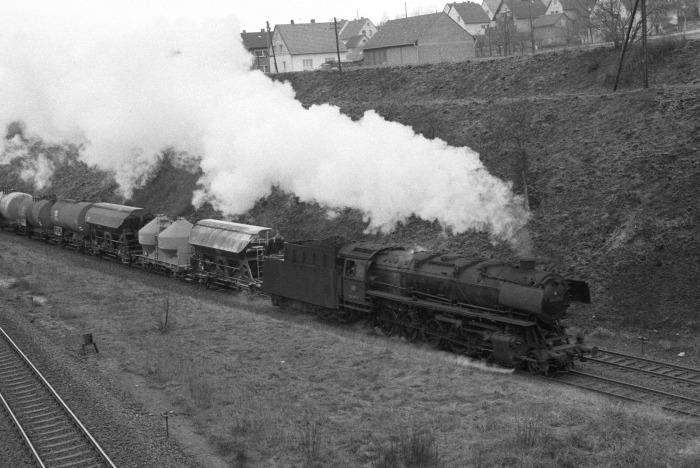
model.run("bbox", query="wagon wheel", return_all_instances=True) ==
[424,319,444,349]
[402,315,421,342]
[378,309,399,337]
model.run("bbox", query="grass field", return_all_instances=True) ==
[2,236,700,467]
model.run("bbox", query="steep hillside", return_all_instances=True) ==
[2,39,699,334]
[272,40,700,333]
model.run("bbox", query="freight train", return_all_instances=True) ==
[0,189,283,291]
[0,189,595,373]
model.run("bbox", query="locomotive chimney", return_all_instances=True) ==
[519,258,535,270]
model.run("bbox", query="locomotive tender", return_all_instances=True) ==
[263,240,595,374]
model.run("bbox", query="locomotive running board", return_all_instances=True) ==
[366,290,536,327]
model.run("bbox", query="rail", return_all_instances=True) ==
[0,325,117,467]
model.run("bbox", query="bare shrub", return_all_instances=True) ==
[298,411,324,465]
[187,373,214,408]
[515,412,545,448]
[371,427,441,468]
[151,288,177,333]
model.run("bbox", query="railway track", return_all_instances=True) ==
[0,326,117,468]
[544,348,700,418]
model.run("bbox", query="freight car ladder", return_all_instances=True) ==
[252,246,265,281]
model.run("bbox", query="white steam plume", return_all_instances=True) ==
[0,1,530,246]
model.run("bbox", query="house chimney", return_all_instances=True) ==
[291,20,294,24]
[242,30,246,33]
[261,29,265,32]
[311,19,315,23]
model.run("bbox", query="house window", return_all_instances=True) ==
[282,61,287,70]
[303,59,313,69]
[260,65,269,73]
[254,49,267,57]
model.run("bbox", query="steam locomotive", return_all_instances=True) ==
[1,189,594,373]
[263,239,595,374]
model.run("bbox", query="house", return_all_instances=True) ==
[481,0,503,20]
[443,2,492,35]
[344,34,370,62]
[533,12,573,46]
[544,0,591,21]
[338,17,378,42]
[240,29,270,73]
[493,0,548,33]
[268,20,348,73]
[544,0,595,43]
[338,18,378,62]
[363,12,475,67]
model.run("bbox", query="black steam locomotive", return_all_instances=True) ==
[263,240,595,374]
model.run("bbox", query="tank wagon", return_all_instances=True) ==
[264,240,595,374]
[0,191,32,230]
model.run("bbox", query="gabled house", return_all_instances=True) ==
[443,2,492,35]
[481,0,503,20]
[363,12,475,67]
[338,17,378,62]
[268,20,348,73]
[344,34,370,61]
[544,0,591,21]
[533,12,573,46]
[240,29,270,73]
[338,17,378,42]
[494,0,549,33]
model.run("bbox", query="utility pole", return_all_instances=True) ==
[613,0,641,91]
[266,21,278,73]
[641,0,648,88]
[334,17,343,74]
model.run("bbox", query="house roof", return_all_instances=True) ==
[345,34,367,49]
[276,22,347,54]
[501,0,548,19]
[558,0,596,15]
[365,12,467,50]
[449,2,491,23]
[532,12,569,26]
[339,18,370,40]
[482,0,502,14]
[240,30,268,50]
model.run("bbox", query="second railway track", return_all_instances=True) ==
[0,325,117,468]
[540,348,700,418]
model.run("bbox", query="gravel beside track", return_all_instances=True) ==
[0,403,35,467]
[0,298,200,468]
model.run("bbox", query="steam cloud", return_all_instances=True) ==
[0,1,530,247]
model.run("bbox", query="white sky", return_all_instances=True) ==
[236,1,447,32]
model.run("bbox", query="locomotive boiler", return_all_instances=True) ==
[264,240,595,374]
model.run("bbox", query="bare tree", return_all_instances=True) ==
[590,0,676,46]
[485,101,538,208]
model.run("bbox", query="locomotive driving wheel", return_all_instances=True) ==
[402,315,420,342]
[424,319,444,349]
[378,309,399,337]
